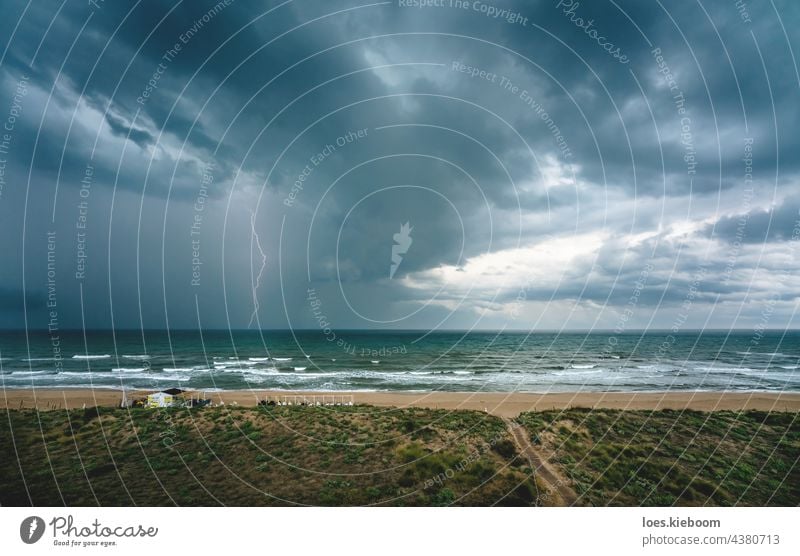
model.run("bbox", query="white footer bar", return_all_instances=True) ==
[1,507,797,555]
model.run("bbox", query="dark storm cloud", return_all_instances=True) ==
[104,112,154,148]
[0,0,798,330]
[0,287,43,313]
[706,194,800,244]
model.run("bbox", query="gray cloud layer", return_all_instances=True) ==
[0,0,798,331]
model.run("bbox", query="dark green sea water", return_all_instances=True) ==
[1,330,798,392]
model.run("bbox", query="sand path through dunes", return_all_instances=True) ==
[504,418,578,507]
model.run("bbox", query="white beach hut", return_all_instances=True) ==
[146,391,174,408]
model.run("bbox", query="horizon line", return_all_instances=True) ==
[3,328,799,333]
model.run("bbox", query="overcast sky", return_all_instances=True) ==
[0,0,798,331]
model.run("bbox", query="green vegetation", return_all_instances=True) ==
[516,408,799,506]
[0,405,534,506]
[1,406,796,506]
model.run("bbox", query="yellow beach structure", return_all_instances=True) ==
[146,392,174,408]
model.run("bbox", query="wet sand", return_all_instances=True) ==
[3,388,800,417]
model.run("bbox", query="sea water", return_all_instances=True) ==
[0,329,798,392]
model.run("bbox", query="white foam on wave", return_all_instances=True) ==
[571,364,596,369]
[57,371,193,382]
[162,367,195,372]
[694,365,763,374]
[112,367,147,372]
[554,369,604,376]
[122,355,151,360]
[248,357,270,362]
[294,367,307,371]
[253,368,481,384]
[213,360,257,367]
[273,357,292,362]
[246,367,280,375]
[148,374,192,381]
[217,366,278,375]
[72,354,111,360]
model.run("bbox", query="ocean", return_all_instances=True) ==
[0,330,798,392]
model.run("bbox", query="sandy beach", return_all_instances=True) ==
[2,388,800,417]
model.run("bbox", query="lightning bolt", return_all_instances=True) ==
[248,209,267,329]
[28,518,38,540]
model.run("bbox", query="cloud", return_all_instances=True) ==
[706,194,800,244]
[103,112,154,149]
[0,0,798,329]
[404,231,608,303]
[0,288,43,313]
